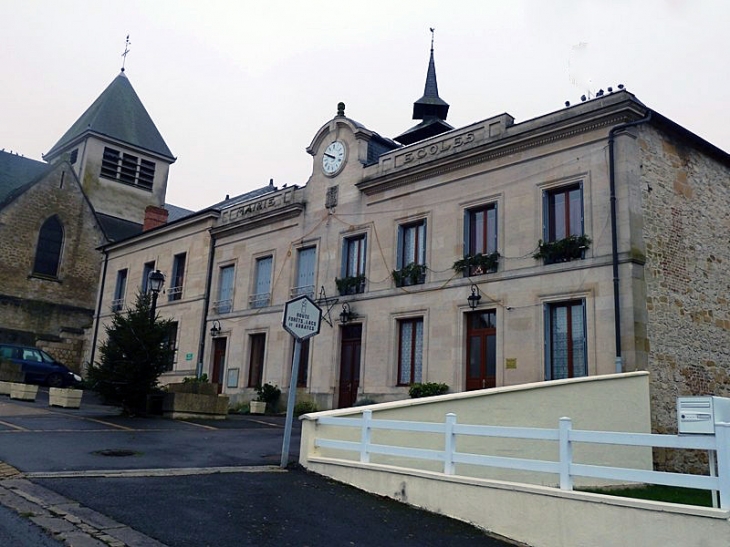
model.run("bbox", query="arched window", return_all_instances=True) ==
[33,216,64,277]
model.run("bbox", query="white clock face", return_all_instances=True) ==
[322,141,346,175]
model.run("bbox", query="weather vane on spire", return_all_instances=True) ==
[121,35,131,72]
[430,27,435,51]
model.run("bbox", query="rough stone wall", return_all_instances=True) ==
[639,126,730,471]
[0,163,106,368]
[37,329,87,374]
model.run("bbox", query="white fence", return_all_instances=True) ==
[314,410,730,509]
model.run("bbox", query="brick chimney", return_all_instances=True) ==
[143,205,169,231]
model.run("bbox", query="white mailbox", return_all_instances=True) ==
[677,396,730,434]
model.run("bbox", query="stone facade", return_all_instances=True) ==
[95,90,730,473]
[638,126,730,470]
[2,72,176,370]
[0,162,105,370]
[91,210,220,379]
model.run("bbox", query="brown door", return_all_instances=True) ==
[211,337,227,394]
[466,311,496,391]
[338,324,362,408]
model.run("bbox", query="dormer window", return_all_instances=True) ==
[100,147,155,190]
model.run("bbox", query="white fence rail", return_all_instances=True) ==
[314,411,730,508]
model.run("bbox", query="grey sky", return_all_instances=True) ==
[2,0,729,211]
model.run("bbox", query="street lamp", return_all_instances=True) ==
[148,269,165,320]
[210,320,221,337]
[467,284,482,310]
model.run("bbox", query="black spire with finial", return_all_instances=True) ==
[394,28,453,145]
[121,35,131,72]
[412,28,449,121]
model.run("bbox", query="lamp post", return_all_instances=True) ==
[148,269,165,321]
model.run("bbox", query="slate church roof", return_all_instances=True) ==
[0,151,49,207]
[45,72,175,161]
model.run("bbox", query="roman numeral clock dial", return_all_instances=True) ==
[322,140,346,176]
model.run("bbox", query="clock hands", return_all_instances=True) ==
[324,153,336,159]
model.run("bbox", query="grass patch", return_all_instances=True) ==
[580,484,714,507]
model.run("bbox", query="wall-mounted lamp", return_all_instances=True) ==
[467,284,482,310]
[339,302,355,324]
[210,320,222,337]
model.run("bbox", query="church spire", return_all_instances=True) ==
[394,29,453,146]
[412,28,449,121]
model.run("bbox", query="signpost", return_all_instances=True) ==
[280,295,322,468]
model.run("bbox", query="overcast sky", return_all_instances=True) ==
[2,1,729,211]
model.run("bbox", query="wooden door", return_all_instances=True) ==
[211,337,227,394]
[338,325,362,408]
[465,311,496,391]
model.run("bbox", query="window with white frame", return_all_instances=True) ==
[168,253,186,301]
[292,247,316,298]
[251,256,272,308]
[397,317,424,385]
[141,261,155,294]
[112,269,128,312]
[462,203,498,276]
[544,183,583,242]
[339,234,366,295]
[544,300,587,380]
[395,220,426,286]
[215,265,234,314]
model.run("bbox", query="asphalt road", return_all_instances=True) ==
[0,388,519,546]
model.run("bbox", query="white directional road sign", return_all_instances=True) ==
[282,295,322,341]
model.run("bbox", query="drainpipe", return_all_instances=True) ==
[197,227,217,378]
[608,111,652,373]
[89,249,109,370]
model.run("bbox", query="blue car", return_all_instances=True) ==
[0,344,81,388]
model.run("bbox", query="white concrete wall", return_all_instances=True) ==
[304,461,730,547]
[301,372,653,488]
[297,372,730,545]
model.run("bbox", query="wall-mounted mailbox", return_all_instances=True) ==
[677,396,730,434]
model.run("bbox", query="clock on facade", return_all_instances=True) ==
[322,140,346,176]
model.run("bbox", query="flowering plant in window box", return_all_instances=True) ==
[335,274,366,296]
[533,234,591,264]
[392,263,427,287]
[452,252,500,276]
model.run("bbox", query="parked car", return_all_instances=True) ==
[0,344,81,387]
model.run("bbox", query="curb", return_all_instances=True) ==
[0,476,167,547]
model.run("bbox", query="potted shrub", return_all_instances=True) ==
[392,263,427,287]
[533,234,591,264]
[335,274,366,296]
[251,382,281,414]
[452,252,500,276]
[408,382,449,398]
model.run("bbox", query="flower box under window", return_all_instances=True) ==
[533,234,591,264]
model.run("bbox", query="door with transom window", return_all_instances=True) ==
[466,310,496,391]
[338,325,362,408]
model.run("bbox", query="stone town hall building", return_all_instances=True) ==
[0,70,187,367]
[93,46,730,451]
